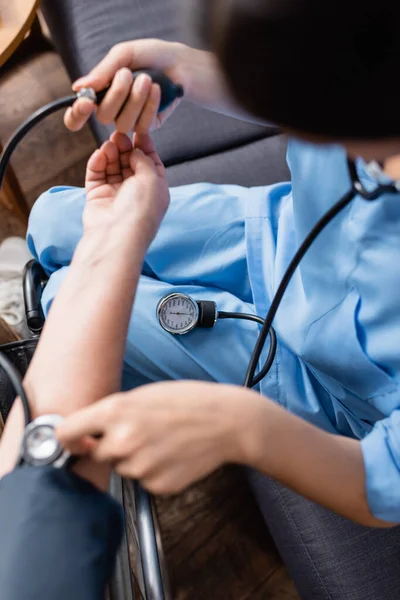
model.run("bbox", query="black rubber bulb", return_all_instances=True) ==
[95,69,184,113]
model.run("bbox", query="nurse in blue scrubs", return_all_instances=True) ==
[24,0,400,597]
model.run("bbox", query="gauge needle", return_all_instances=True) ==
[170,312,190,316]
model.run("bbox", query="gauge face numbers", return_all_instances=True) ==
[157,294,199,335]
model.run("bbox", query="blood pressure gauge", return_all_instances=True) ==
[157,293,217,335]
[20,414,71,468]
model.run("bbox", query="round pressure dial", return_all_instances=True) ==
[157,293,199,335]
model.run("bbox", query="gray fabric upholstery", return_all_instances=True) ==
[167,134,289,187]
[41,0,279,167]
[248,469,400,600]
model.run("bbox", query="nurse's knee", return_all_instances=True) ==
[27,186,86,263]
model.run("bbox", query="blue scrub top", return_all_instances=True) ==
[246,139,400,522]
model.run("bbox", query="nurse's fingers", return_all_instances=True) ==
[57,400,113,446]
[96,68,133,125]
[64,98,95,132]
[135,84,161,134]
[114,73,152,134]
[72,41,136,92]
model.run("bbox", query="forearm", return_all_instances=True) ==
[240,392,396,528]
[25,223,147,411]
[0,222,148,482]
[182,46,269,125]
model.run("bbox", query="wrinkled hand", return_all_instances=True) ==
[83,131,169,243]
[57,381,257,495]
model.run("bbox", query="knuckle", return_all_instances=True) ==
[92,447,110,463]
[110,42,127,58]
[112,394,130,418]
[116,462,132,478]
[101,398,118,421]
[145,478,167,495]
[130,457,152,479]
[113,426,133,449]
[111,445,130,461]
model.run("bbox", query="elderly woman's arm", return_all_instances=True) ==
[0,132,169,488]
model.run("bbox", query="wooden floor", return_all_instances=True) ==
[0,36,96,240]
[0,37,299,600]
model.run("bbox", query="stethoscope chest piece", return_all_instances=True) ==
[20,414,71,468]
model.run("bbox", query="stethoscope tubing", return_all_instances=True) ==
[243,159,400,388]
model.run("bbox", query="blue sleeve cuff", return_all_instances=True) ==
[361,411,400,523]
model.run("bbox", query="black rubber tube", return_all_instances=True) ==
[0,96,76,193]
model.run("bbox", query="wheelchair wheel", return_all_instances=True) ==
[109,475,171,600]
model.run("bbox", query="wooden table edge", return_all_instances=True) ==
[0,0,40,69]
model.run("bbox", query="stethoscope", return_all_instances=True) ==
[0,70,399,453]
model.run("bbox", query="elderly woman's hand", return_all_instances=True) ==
[83,131,170,246]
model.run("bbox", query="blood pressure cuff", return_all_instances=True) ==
[0,466,123,600]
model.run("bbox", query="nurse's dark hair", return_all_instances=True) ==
[203,0,400,140]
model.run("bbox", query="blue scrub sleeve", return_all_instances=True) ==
[0,466,123,600]
[361,410,400,523]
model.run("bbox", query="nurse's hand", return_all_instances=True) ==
[57,381,261,495]
[84,131,169,246]
[64,40,188,134]
[56,379,400,527]
[64,39,235,134]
